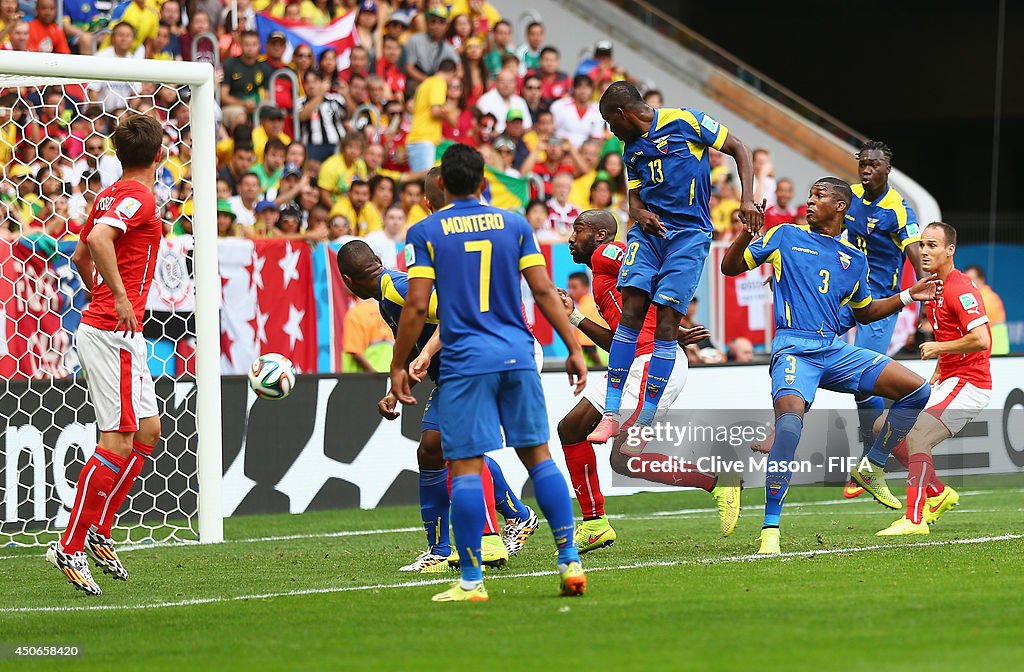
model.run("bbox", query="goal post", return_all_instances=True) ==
[0,51,223,545]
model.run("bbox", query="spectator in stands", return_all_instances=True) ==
[399,180,429,229]
[585,40,623,87]
[567,270,604,365]
[285,141,308,172]
[477,69,531,134]
[525,198,552,240]
[290,43,315,96]
[68,170,101,223]
[529,46,571,104]
[303,0,343,26]
[343,295,395,373]
[221,31,271,128]
[262,31,290,72]
[217,199,240,238]
[484,20,515,75]
[965,265,1010,355]
[26,0,69,54]
[69,134,122,191]
[447,13,472,50]
[218,143,256,195]
[710,178,741,235]
[330,178,381,236]
[253,107,289,164]
[489,135,520,177]
[440,78,474,145]
[763,178,805,229]
[318,133,369,201]
[299,68,349,164]
[752,147,777,207]
[89,23,142,110]
[382,10,411,44]
[273,163,309,207]
[452,0,502,33]
[111,0,159,53]
[369,174,396,214]
[0,0,18,49]
[587,178,620,221]
[376,35,406,99]
[160,1,185,53]
[328,214,356,244]
[343,46,372,84]
[569,139,601,207]
[317,48,341,92]
[148,21,177,60]
[253,200,279,238]
[532,134,575,194]
[406,57,458,172]
[229,172,262,228]
[521,74,546,121]
[181,10,214,62]
[355,1,381,65]
[597,151,628,208]
[716,207,745,243]
[516,21,544,75]
[643,89,663,108]
[551,75,604,147]
[546,172,579,242]
[345,73,371,117]
[461,36,489,107]
[727,337,755,363]
[307,203,331,239]
[364,204,406,268]
[404,6,458,95]
[275,202,307,239]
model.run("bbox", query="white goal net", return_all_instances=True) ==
[0,52,222,548]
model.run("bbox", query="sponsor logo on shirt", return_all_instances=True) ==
[700,115,720,134]
[653,135,670,154]
[905,221,921,237]
[838,251,852,270]
[866,216,879,231]
[959,293,979,312]
[404,244,415,266]
[602,245,623,261]
[116,197,142,219]
[790,246,819,256]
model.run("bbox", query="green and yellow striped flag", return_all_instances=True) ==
[484,166,530,213]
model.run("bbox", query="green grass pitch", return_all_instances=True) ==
[2,483,1023,670]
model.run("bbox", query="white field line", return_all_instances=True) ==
[0,488,1015,560]
[3,533,1021,614]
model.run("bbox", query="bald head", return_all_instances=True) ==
[337,240,379,278]
[577,209,618,237]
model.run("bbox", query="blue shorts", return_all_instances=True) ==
[770,330,892,408]
[421,385,440,432]
[619,225,711,314]
[437,369,549,460]
[853,310,899,355]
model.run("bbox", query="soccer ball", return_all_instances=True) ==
[247,353,296,400]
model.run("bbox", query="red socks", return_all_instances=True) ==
[562,441,605,519]
[906,453,938,524]
[60,447,126,553]
[896,441,945,499]
[480,459,500,535]
[626,453,717,491]
[96,441,154,537]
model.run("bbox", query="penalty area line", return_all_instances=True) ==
[3,533,1021,614]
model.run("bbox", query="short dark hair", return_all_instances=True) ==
[523,74,542,88]
[539,46,559,58]
[304,67,324,81]
[440,143,484,197]
[925,221,957,247]
[239,172,260,184]
[437,58,458,74]
[336,239,378,278]
[525,198,547,214]
[264,137,287,154]
[600,80,643,114]
[568,271,590,286]
[857,140,893,165]
[341,133,365,149]
[573,74,594,89]
[494,19,511,30]
[643,88,663,102]
[240,30,260,42]
[369,174,396,198]
[964,264,985,280]
[112,21,135,36]
[349,179,370,191]
[812,176,853,208]
[400,179,423,194]
[527,21,544,32]
[112,114,163,169]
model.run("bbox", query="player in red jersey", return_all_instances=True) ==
[876,222,991,536]
[556,210,742,552]
[46,114,166,595]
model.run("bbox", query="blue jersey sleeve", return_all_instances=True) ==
[744,224,787,272]
[892,200,920,251]
[667,107,730,151]
[517,216,545,271]
[404,226,435,281]
[845,262,874,309]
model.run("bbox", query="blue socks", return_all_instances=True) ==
[605,324,640,415]
[637,338,677,427]
[763,413,803,529]
[483,456,528,520]
[418,468,450,555]
[865,383,930,467]
[450,474,485,584]
[529,459,580,565]
[855,395,885,456]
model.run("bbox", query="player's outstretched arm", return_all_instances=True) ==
[87,224,137,335]
[720,228,756,277]
[558,288,615,351]
[627,189,665,238]
[720,133,763,233]
[390,276,433,405]
[524,267,587,395]
[854,273,943,324]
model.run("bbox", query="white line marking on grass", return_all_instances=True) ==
[1,487,1017,561]
[4,533,1021,614]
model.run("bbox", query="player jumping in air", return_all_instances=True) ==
[876,222,991,536]
[392,143,588,602]
[589,81,761,444]
[556,210,742,551]
[842,141,924,498]
[721,178,941,555]
[48,114,166,595]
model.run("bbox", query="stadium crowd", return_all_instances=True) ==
[0,0,1010,368]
